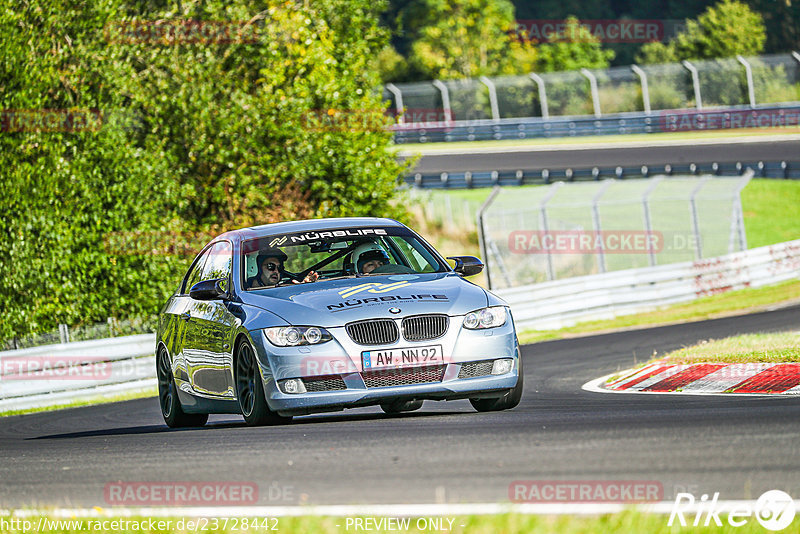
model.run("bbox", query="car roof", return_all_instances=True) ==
[216,217,406,243]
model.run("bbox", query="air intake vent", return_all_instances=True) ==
[346,319,399,346]
[458,360,494,379]
[402,314,449,342]
[303,375,347,392]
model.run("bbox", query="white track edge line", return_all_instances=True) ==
[4,500,800,518]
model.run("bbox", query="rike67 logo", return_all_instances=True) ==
[669,490,796,531]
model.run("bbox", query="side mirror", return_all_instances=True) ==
[189,278,227,300]
[447,256,484,277]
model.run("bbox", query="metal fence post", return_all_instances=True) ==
[729,170,753,252]
[385,83,405,124]
[529,73,549,120]
[641,177,664,266]
[736,55,756,108]
[631,64,651,114]
[539,182,564,281]
[682,60,703,109]
[689,176,711,260]
[58,324,70,344]
[591,180,614,273]
[477,187,502,289]
[432,80,452,122]
[580,68,602,118]
[479,76,500,122]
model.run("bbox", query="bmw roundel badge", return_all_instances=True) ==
[388,307,401,314]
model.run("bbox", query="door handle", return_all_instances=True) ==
[180,311,191,321]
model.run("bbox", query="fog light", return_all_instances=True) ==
[281,378,306,394]
[491,358,514,375]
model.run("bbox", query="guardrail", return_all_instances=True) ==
[406,160,800,189]
[495,239,800,330]
[386,52,800,143]
[0,334,156,412]
[393,103,800,144]
[3,240,799,410]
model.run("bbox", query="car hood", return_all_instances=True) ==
[238,273,489,327]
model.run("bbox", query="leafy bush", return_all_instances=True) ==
[1,0,406,341]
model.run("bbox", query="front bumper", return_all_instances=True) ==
[251,315,520,416]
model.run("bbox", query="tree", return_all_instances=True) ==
[0,0,407,340]
[535,16,615,72]
[404,0,537,80]
[637,0,766,63]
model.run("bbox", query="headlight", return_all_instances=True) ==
[463,306,507,329]
[264,326,332,347]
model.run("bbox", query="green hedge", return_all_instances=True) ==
[0,0,406,341]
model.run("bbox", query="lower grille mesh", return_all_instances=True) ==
[303,375,347,392]
[458,360,494,379]
[361,365,446,388]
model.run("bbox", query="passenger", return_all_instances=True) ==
[352,243,391,274]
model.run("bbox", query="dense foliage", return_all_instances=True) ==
[382,0,795,81]
[637,0,767,64]
[1,0,406,340]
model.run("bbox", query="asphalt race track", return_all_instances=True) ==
[1,305,799,508]
[404,138,800,174]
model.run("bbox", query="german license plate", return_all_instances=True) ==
[362,345,443,370]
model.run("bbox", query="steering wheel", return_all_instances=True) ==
[279,269,304,283]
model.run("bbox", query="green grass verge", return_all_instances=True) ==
[518,279,800,344]
[658,331,800,365]
[1,512,795,533]
[742,179,800,248]
[0,387,157,418]
[392,127,800,153]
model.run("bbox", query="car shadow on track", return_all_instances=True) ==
[26,410,470,440]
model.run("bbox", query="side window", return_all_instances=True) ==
[390,237,434,272]
[182,247,212,294]
[200,241,233,291]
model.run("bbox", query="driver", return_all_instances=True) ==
[352,242,391,274]
[248,249,318,289]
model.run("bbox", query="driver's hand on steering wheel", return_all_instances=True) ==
[293,270,319,284]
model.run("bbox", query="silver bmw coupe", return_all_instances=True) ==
[156,217,523,427]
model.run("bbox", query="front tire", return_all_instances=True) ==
[469,355,524,412]
[235,339,292,426]
[156,348,208,428]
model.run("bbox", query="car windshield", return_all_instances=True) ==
[242,226,448,290]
